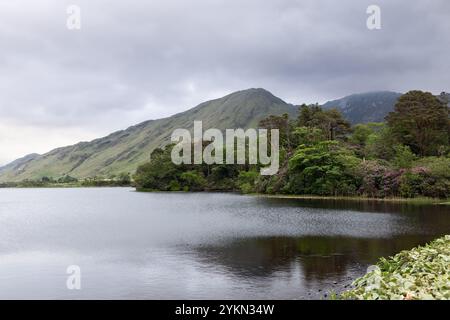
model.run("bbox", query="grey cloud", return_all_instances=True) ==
[0,0,449,163]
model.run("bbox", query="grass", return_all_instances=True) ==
[253,194,447,205]
[341,235,450,300]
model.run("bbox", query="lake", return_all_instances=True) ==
[0,188,448,299]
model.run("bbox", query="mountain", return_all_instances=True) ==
[3,89,446,182]
[0,88,297,182]
[322,91,402,124]
[0,153,40,175]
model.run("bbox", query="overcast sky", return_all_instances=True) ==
[0,0,449,165]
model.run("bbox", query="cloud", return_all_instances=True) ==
[0,0,449,164]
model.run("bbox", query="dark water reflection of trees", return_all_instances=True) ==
[191,199,449,286]
[193,235,439,282]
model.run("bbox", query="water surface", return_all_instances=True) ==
[0,188,448,299]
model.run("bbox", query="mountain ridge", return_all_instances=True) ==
[322,90,403,123]
[2,88,447,182]
[0,88,297,182]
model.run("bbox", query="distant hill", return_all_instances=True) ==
[0,153,40,175]
[0,89,297,182]
[322,91,402,124]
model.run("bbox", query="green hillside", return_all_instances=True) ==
[0,88,297,182]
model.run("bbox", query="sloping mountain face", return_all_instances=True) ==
[0,153,40,175]
[0,88,297,182]
[322,91,450,124]
[322,91,403,124]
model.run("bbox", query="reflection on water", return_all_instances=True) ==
[191,235,439,298]
[194,235,437,278]
[0,188,448,299]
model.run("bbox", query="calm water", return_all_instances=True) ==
[0,188,449,299]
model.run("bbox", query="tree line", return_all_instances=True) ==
[134,90,450,199]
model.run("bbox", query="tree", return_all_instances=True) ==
[259,113,294,149]
[41,176,53,183]
[58,175,78,183]
[293,126,325,146]
[349,123,382,146]
[297,104,323,127]
[117,172,131,185]
[386,90,449,156]
[180,171,207,191]
[350,123,376,158]
[297,104,351,141]
[364,124,397,160]
[133,145,182,190]
[392,145,417,169]
[350,123,374,147]
[287,141,361,195]
[324,108,352,140]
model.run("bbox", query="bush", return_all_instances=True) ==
[392,145,417,169]
[180,171,207,191]
[342,236,450,300]
[169,180,181,191]
[237,170,259,193]
[397,157,450,198]
[239,183,254,194]
[286,141,361,196]
[399,170,427,198]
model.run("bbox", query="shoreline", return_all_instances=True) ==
[135,188,450,205]
[251,194,450,205]
[1,185,449,205]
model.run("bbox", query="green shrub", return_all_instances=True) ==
[169,180,181,191]
[392,145,417,169]
[180,171,207,191]
[342,236,450,300]
[237,170,259,193]
[399,171,425,198]
[286,141,361,196]
[399,157,450,198]
[239,183,254,194]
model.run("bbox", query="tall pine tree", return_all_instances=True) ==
[386,90,449,156]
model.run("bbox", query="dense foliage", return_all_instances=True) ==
[386,91,449,156]
[134,90,450,198]
[134,144,244,191]
[0,173,132,188]
[341,235,450,300]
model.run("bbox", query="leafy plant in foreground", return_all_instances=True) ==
[341,235,450,300]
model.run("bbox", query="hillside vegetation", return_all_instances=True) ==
[1,89,449,184]
[134,90,450,199]
[0,89,296,182]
